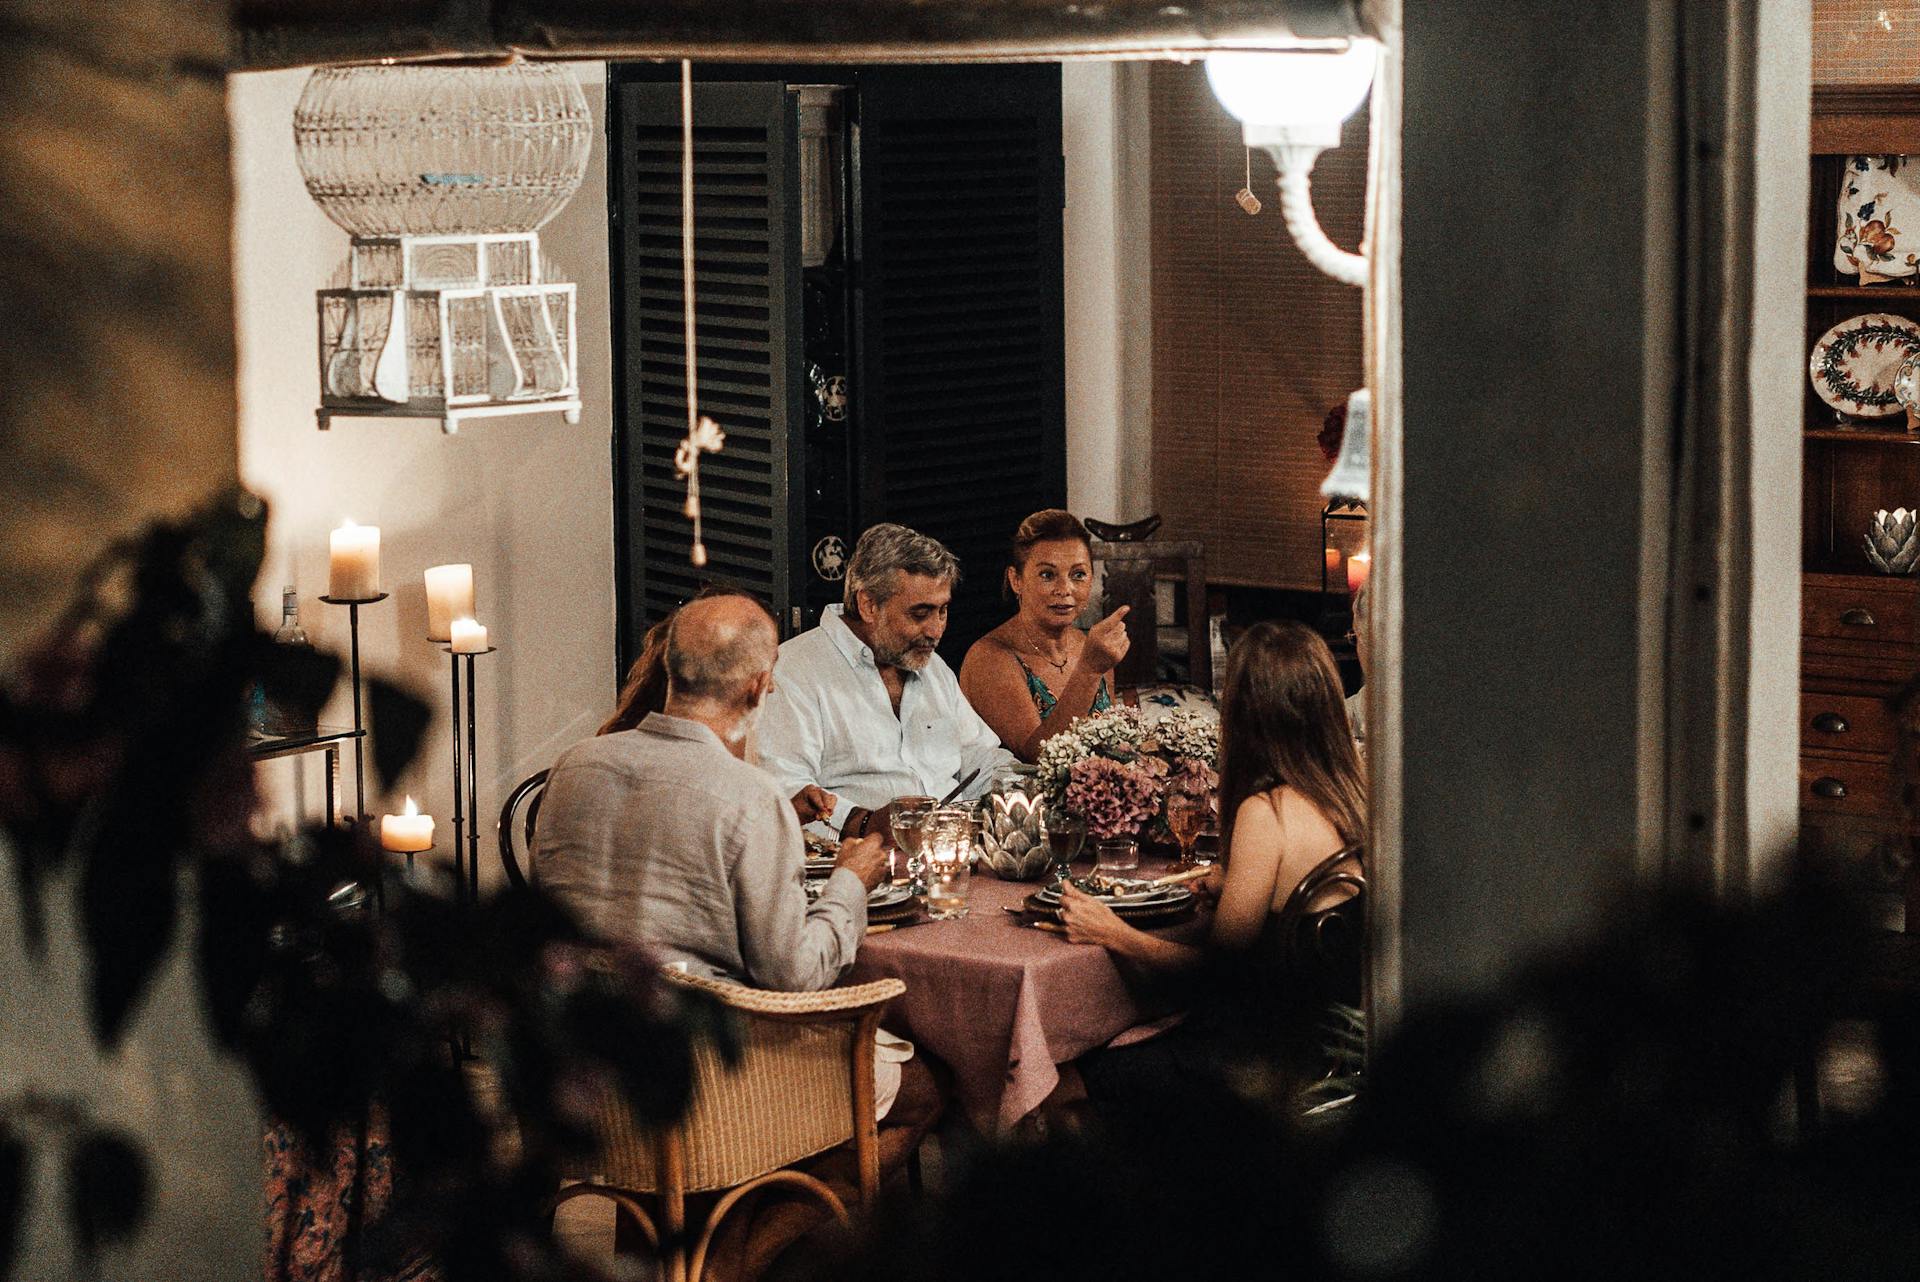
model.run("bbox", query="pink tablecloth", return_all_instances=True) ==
[848,865,1201,1133]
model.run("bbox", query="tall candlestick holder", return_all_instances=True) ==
[317,592,389,825]
[442,643,496,908]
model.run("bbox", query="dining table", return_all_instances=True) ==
[847,857,1207,1134]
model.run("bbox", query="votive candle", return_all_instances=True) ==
[450,617,489,654]
[424,563,475,642]
[328,520,381,599]
[380,796,434,853]
[1346,550,1372,595]
[1324,547,1342,582]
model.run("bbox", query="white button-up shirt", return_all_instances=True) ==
[757,606,1016,832]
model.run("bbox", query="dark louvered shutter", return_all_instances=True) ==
[850,66,1067,663]
[612,81,803,669]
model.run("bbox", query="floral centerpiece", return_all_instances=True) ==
[1035,708,1220,842]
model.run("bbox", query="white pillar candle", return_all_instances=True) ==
[329,520,381,599]
[380,796,434,853]
[449,617,489,654]
[424,563,475,642]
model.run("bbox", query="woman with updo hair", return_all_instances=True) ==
[959,508,1131,761]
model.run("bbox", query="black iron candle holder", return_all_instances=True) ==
[317,592,388,824]
[440,643,497,908]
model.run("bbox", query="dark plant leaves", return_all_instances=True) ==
[0,1128,26,1282]
[78,833,179,1049]
[65,1127,149,1256]
[368,678,432,795]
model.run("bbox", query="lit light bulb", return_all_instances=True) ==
[1204,41,1379,146]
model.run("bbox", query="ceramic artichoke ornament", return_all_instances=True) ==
[979,780,1053,881]
[1866,507,1920,574]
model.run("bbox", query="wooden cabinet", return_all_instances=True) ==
[1800,97,1920,925]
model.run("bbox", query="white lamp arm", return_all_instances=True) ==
[1260,138,1368,289]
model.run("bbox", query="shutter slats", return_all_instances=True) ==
[855,66,1065,662]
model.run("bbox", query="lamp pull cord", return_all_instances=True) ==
[674,58,725,568]
[1271,146,1368,288]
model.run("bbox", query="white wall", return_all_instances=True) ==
[230,65,617,879]
[1062,62,1154,523]
[231,63,1128,871]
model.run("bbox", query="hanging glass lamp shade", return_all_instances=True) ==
[293,63,591,237]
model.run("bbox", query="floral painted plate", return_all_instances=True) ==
[1810,313,1920,418]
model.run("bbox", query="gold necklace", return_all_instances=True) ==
[1020,623,1072,674]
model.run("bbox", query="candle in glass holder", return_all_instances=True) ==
[380,796,434,852]
[1346,550,1372,595]
[1324,547,1342,583]
[424,564,474,642]
[450,617,489,654]
[328,520,381,599]
[922,809,973,919]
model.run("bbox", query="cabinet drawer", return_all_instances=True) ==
[1800,753,1906,820]
[1801,691,1899,756]
[1803,578,1919,648]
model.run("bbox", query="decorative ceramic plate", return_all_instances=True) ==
[1021,889,1195,923]
[1030,883,1192,910]
[1835,155,1920,281]
[1811,313,1920,418]
[1895,353,1920,422]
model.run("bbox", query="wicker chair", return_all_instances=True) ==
[553,969,907,1282]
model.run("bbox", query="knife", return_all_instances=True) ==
[937,767,982,806]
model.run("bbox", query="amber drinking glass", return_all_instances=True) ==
[1165,791,1214,874]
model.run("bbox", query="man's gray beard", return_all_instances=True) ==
[875,639,934,671]
[726,701,762,750]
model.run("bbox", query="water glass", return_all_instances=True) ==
[920,805,974,918]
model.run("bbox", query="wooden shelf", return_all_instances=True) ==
[1808,285,1920,300]
[1806,424,1920,443]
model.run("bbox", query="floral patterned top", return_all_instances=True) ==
[1015,653,1112,720]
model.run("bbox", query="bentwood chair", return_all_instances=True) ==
[553,969,907,1282]
[1276,844,1368,1010]
[1086,520,1212,694]
[496,768,548,890]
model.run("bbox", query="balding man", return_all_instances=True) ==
[533,594,890,991]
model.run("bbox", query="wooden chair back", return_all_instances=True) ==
[1088,536,1210,691]
[1275,843,1368,1009]
[496,768,548,891]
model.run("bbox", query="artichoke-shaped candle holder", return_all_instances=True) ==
[980,784,1053,881]
[1866,507,1920,574]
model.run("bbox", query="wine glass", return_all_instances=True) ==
[1040,806,1086,888]
[1165,791,1213,874]
[888,795,936,887]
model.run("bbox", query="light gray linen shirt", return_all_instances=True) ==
[531,713,867,991]
[757,606,1016,834]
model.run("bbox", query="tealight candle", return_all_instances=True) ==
[328,520,381,600]
[1346,550,1372,595]
[380,796,433,853]
[424,564,475,642]
[450,617,489,654]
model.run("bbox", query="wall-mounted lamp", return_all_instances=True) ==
[1205,41,1378,287]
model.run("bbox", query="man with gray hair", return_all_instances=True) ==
[758,523,1018,841]
[532,593,889,991]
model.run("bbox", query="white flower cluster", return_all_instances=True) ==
[1146,710,1220,768]
[1034,707,1151,803]
[1035,707,1219,805]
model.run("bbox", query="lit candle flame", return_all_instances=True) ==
[402,795,419,817]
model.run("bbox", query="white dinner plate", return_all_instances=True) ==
[1032,881,1188,908]
[867,883,913,909]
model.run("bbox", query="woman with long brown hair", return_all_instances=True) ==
[1060,621,1365,1110]
[1061,619,1363,964]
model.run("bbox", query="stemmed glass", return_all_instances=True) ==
[1165,790,1215,874]
[888,794,936,887]
[1040,806,1086,888]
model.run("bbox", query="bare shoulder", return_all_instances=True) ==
[1233,789,1285,836]
[960,627,1023,685]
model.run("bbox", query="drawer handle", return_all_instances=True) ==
[1841,607,1878,627]
[1812,776,1848,800]
[1812,712,1851,734]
